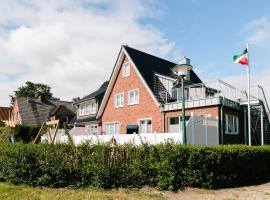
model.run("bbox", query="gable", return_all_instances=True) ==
[97,47,160,118]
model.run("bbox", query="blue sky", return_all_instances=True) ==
[0,0,270,106]
[143,0,270,79]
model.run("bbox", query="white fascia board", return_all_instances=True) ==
[123,48,160,107]
[97,48,126,119]
[155,73,176,82]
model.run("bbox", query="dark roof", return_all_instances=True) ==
[123,46,202,100]
[80,81,109,101]
[17,97,75,127]
[74,115,97,124]
[49,105,75,116]
[0,107,10,121]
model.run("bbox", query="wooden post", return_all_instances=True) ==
[33,122,45,144]
[52,121,60,144]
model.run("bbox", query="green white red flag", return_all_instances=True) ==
[233,48,248,65]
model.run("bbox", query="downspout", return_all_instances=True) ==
[161,104,165,133]
[220,98,224,145]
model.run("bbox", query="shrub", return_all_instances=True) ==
[0,120,5,127]
[14,125,39,143]
[0,143,270,190]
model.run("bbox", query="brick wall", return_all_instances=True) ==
[101,56,162,134]
[164,106,219,132]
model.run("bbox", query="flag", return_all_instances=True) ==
[233,48,248,65]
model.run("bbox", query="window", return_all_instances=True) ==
[86,124,98,134]
[168,117,180,133]
[225,114,239,134]
[115,93,124,107]
[104,122,120,135]
[128,89,139,105]
[139,119,152,133]
[79,104,85,116]
[78,102,97,116]
[122,62,130,77]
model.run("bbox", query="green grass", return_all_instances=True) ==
[0,182,165,200]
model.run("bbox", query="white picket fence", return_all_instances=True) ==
[41,131,182,145]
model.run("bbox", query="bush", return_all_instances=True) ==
[14,125,39,143]
[0,120,5,127]
[0,143,270,190]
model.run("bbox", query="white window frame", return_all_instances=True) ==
[225,114,239,135]
[138,118,152,133]
[115,92,124,108]
[128,89,139,105]
[78,101,97,116]
[122,62,130,77]
[104,122,120,135]
[168,116,181,133]
[86,124,98,134]
[90,102,97,114]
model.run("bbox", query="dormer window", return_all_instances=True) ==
[122,62,130,77]
[78,101,97,116]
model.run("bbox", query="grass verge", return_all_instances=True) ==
[0,182,164,200]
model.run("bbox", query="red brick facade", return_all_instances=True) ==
[164,106,219,132]
[101,55,163,134]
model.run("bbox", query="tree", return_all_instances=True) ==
[10,81,55,105]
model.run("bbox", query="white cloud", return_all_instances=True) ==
[0,0,181,106]
[221,69,270,105]
[244,17,270,46]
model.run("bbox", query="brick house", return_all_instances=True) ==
[96,45,270,145]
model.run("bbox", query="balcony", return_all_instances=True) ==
[159,80,268,112]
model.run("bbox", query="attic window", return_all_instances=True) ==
[122,62,130,77]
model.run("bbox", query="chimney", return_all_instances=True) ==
[72,97,80,102]
[178,56,190,65]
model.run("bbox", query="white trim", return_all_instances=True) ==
[122,61,130,77]
[128,88,139,105]
[155,73,177,82]
[97,47,160,119]
[103,121,120,135]
[224,114,239,135]
[115,92,124,108]
[97,48,125,118]
[137,118,152,133]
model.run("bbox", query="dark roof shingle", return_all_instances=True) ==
[123,46,202,102]
[17,97,75,127]
[80,81,109,101]
[0,107,10,121]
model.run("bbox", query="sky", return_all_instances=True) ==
[1,0,270,106]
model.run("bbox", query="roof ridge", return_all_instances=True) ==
[123,45,176,65]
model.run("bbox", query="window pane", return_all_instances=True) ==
[146,120,152,133]
[140,120,145,133]
[92,103,96,113]
[135,91,139,102]
[169,117,180,133]
[109,124,114,135]
[115,123,119,134]
[170,117,179,125]
[105,125,109,135]
[227,115,233,132]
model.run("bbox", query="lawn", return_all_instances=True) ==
[0,182,164,200]
[1,182,270,200]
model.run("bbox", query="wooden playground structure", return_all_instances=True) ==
[33,120,74,145]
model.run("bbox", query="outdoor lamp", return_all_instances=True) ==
[171,57,193,145]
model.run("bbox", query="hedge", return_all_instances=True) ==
[14,125,39,143]
[0,143,270,190]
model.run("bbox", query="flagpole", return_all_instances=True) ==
[247,43,252,146]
